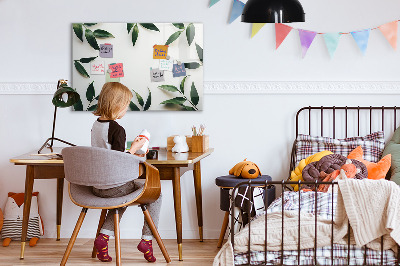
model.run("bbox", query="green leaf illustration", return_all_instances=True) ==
[160,97,186,105]
[186,23,195,46]
[182,105,196,111]
[79,56,97,63]
[86,81,95,102]
[133,90,144,107]
[184,62,201,69]
[129,101,140,111]
[140,23,160,32]
[93,29,114,38]
[173,23,185,29]
[85,29,99,50]
[190,82,199,106]
[144,88,151,111]
[159,85,179,92]
[127,23,134,33]
[180,76,188,94]
[73,98,83,111]
[132,24,139,46]
[196,43,203,63]
[87,104,97,111]
[74,61,89,78]
[165,31,183,45]
[72,23,83,42]
[83,23,97,26]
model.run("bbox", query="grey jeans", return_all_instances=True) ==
[92,180,162,240]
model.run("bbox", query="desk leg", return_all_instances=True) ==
[193,161,203,242]
[56,178,64,241]
[20,165,34,259]
[172,167,183,261]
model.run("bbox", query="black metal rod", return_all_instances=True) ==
[298,180,301,266]
[281,181,284,266]
[321,106,324,136]
[264,180,268,266]
[314,181,317,266]
[331,183,334,265]
[345,106,348,138]
[333,106,336,138]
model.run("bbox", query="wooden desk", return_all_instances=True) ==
[10,147,213,261]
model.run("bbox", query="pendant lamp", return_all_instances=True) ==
[242,0,305,23]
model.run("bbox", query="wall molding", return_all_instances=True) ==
[1,81,400,95]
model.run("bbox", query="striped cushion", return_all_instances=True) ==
[1,217,40,240]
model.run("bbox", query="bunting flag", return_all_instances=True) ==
[229,0,245,24]
[209,0,221,7]
[351,29,370,55]
[275,23,293,49]
[323,33,341,58]
[298,29,317,58]
[251,23,266,38]
[378,21,398,50]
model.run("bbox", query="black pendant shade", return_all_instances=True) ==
[242,0,305,23]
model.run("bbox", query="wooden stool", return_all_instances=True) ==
[215,175,275,248]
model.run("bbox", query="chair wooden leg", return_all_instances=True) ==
[141,205,171,263]
[217,211,230,248]
[60,208,88,266]
[114,210,121,266]
[91,209,108,258]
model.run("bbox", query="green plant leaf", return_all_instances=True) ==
[85,29,99,50]
[86,81,95,102]
[87,104,97,111]
[72,23,83,42]
[186,23,195,46]
[140,23,160,32]
[132,24,139,46]
[83,23,97,26]
[133,90,144,107]
[181,105,196,111]
[184,62,201,69]
[158,85,179,92]
[144,88,151,111]
[127,23,134,33]
[79,56,97,63]
[165,31,182,45]
[190,82,199,106]
[73,98,83,111]
[93,29,114,38]
[160,97,186,105]
[180,76,188,94]
[129,101,140,111]
[173,23,185,29]
[196,43,203,63]
[74,61,89,78]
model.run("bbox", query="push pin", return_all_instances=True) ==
[166,55,171,60]
[107,69,112,73]
[177,61,182,66]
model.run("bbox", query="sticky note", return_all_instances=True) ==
[159,59,174,71]
[172,64,186,78]
[106,72,120,82]
[100,43,113,58]
[150,68,165,82]
[153,45,169,59]
[108,63,124,78]
[91,60,105,75]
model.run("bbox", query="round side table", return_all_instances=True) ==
[215,175,275,248]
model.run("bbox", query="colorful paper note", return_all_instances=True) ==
[172,64,186,78]
[153,45,169,59]
[275,23,293,49]
[351,29,370,55]
[323,33,341,58]
[106,72,120,82]
[378,21,398,50]
[298,29,317,58]
[251,23,266,38]
[159,59,174,71]
[150,68,165,82]
[91,60,105,75]
[108,63,124,78]
[100,43,113,58]
[229,0,245,24]
[209,0,220,7]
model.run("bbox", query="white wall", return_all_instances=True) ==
[1,0,400,239]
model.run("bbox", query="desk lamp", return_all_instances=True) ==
[242,0,305,23]
[38,79,80,154]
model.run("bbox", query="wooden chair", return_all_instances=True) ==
[60,146,171,265]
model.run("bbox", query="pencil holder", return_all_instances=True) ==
[191,135,209,153]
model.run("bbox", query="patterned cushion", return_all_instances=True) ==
[295,131,385,166]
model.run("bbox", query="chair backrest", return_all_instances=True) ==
[62,146,145,187]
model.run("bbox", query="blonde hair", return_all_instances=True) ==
[93,82,133,120]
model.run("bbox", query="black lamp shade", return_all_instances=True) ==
[242,0,305,23]
[52,85,80,108]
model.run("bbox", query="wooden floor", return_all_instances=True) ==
[0,239,221,265]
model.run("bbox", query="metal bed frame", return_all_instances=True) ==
[230,106,400,266]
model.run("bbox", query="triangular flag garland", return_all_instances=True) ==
[209,0,220,7]
[323,33,341,58]
[378,21,398,50]
[298,30,317,58]
[275,23,293,49]
[351,29,370,55]
[229,0,245,24]
[251,23,266,38]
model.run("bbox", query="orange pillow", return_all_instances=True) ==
[347,146,391,180]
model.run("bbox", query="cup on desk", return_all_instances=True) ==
[146,150,158,160]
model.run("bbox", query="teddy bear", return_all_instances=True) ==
[1,192,44,247]
[172,135,189,153]
[229,159,261,179]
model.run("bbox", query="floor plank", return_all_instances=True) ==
[0,239,221,265]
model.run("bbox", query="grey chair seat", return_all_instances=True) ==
[69,180,145,208]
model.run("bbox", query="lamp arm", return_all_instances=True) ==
[50,105,58,148]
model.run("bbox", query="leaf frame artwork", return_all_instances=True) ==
[72,23,203,111]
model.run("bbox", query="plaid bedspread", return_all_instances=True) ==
[234,191,397,265]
